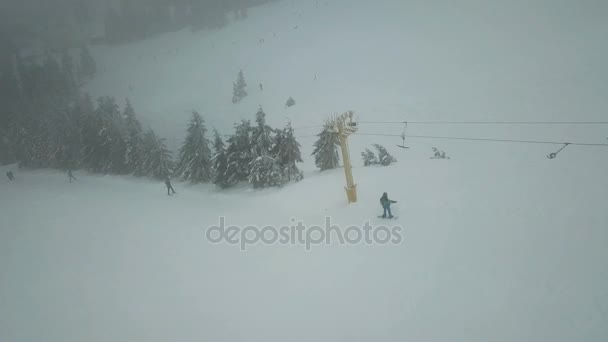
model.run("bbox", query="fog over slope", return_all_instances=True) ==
[1,1,607,341]
[84,0,608,156]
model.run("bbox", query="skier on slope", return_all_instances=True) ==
[380,192,397,218]
[6,171,14,181]
[165,175,176,195]
[67,169,77,183]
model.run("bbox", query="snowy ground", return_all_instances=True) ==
[2,158,607,341]
[2,0,608,341]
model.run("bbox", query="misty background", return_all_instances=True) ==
[0,1,278,51]
[1,1,607,341]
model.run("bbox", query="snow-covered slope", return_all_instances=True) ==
[2,0,608,341]
[2,158,607,341]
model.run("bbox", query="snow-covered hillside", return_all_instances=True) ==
[2,0,608,341]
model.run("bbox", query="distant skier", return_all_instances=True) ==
[67,169,77,183]
[259,83,263,91]
[379,192,397,218]
[165,175,176,195]
[6,171,14,181]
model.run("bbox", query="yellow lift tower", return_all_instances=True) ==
[328,111,358,203]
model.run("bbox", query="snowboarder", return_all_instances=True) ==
[67,169,77,183]
[165,175,176,195]
[6,171,14,181]
[380,192,397,218]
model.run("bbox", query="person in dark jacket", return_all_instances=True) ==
[6,171,14,181]
[165,175,176,195]
[380,192,397,218]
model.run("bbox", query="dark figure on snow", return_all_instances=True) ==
[165,176,176,195]
[67,169,77,183]
[259,83,263,91]
[6,171,14,181]
[380,192,397,218]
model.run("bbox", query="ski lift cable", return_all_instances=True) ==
[292,120,608,130]
[292,124,326,130]
[357,121,608,125]
[352,133,608,147]
[295,134,321,139]
[291,120,608,132]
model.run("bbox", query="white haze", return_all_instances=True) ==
[1,0,608,341]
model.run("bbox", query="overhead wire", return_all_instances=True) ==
[352,133,608,147]
[356,120,608,125]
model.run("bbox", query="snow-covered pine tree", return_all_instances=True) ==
[251,107,274,156]
[311,122,340,171]
[224,119,253,185]
[174,110,212,183]
[249,154,284,188]
[78,45,96,83]
[361,148,378,166]
[46,104,81,170]
[2,52,84,169]
[1,61,43,168]
[123,99,145,174]
[98,96,128,174]
[247,107,284,188]
[373,144,397,166]
[232,69,247,103]
[76,96,127,174]
[274,122,303,181]
[285,96,295,108]
[80,95,106,172]
[430,147,450,159]
[0,61,22,164]
[211,129,230,189]
[138,129,173,179]
[17,115,53,168]
[73,93,95,139]
[60,97,91,168]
